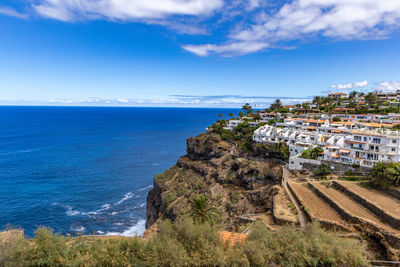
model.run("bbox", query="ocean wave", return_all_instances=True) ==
[66,203,111,217]
[137,185,153,191]
[70,225,86,232]
[106,220,146,237]
[115,192,134,205]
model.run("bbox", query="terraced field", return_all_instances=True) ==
[311,182,400,237]
[336,181,400,220]
[288,182,347,227]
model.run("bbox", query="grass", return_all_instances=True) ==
[1,219,369,267]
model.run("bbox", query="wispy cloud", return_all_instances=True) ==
[0,95,311,108]
[184,0,400,56]
[3,0,400,56]
[330,80,368,90]
[33,0,224,22]
[0,6,28,19]
[374,81,400,91]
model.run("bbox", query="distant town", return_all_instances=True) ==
[221,90,400,172]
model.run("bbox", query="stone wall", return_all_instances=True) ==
[309,182,400,249]
[333,181,400,230]
[301,160,370,175]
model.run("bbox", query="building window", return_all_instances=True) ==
[392,148,396,152]
[354,136,362,141]
[372,138,381,144]
[393,140,397,144]
[364,137,367,142]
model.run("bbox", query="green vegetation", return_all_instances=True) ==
[190,194,221,224]
[300,147,323,160]
[313,164,331,176]
[370,161,400,188]
[332,116,341,122]
[1,220,368,266]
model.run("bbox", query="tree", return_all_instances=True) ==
[190,195,221,224]
[228,113,234,119]
[311,147,324,160]
[218,113,223,119]
[387,164,400,187]
[365,92,377,104]
[238,111,244,118]
[312,96,322,105]
[242,103,253,115]
[349,91,358,99]
[371,162,389,187]
[332,116,341,122]
[270,99,282,111]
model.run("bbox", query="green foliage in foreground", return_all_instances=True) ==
[313,164,331,176]
[1,219,368,266]
[371,161,400,188]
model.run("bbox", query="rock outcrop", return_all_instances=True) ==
[145,133,282,231]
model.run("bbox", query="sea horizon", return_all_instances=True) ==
[0,106,239,236]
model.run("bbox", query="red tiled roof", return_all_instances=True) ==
[219,231,248,247]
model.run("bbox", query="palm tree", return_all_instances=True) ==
[365,92,377,104]
[190,195,221,224]
[271,99,282,111]
[312,96,322,105]
[371,161,387,186]
[349,91,358,99]
[238,111,244,118]
[218,113,223,119]
[228,113,234,119]
[242,103,252,114]
[388,164,400,187]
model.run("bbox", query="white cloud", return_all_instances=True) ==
[33,0,224,22]
[330,80,368,90]
[375,81,400,91]
[0,6,28,19]
[182,41,269,56]
[184,0,400,56]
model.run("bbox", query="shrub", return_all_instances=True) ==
[313,165,331,176]
[2,221,369,266]
[332,116,341,122]
[244,222,368,266]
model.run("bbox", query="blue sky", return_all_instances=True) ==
[1,0,400,108]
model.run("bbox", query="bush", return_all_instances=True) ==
[344,169,354,176]
[1,220,368,266]
[313,165,331,176]
[332,116,341,122]
[244,222,368,266]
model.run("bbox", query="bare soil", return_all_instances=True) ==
[288,182,346,225]
[336,181,400,219]
[311,182,400,237]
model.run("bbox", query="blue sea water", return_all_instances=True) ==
[0,106,237,236]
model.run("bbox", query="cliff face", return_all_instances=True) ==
[145,133,283,230]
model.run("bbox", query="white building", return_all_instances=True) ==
[253,120,400,170]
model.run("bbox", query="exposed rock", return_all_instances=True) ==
[145,132,283,231]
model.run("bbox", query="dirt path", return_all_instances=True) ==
[281,167,308,228]
[311,182,400,237]
[288,182,346,225]
[336,181,400,219]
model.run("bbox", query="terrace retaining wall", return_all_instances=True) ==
[333,181,400,230]
[309,182,400,249]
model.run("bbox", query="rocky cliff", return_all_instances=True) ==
[145,133,283,232]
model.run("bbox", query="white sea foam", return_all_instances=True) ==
[115,192,134,205]
[66,203,111,216]
[137,185,153,191]
[106,220,146,237]
[71,225,86,232]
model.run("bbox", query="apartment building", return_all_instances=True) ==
[253,120,400,170]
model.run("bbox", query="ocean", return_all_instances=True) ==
[0,106,238,236]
